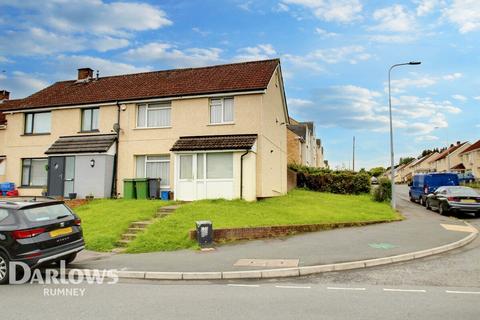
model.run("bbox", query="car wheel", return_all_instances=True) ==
[59,253,77,266]
[0,251,10,285]
[426,199,431,211]
[420,197,425,206]
[409,194,415,202]
[439,203,449,216]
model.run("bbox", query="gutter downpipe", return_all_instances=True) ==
[111,101,121,198]
[240,150,250,200]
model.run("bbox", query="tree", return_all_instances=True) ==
[399,157,415,166]
[369,167,386,177]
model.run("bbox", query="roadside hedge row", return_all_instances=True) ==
[296,171,371,195]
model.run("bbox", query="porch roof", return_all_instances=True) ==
[170,134,257,151]
[45,134,117,154]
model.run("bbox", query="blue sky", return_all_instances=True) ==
[0,0,479,169]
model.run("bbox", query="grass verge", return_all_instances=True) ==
[126,189,402,253]
[74,199,173,252]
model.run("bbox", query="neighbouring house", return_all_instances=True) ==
[459,139,480,178]
[287,118,326,168]
[0,91,7,182]
[409,152,439,174]
[0,59,289,201]
[397,160,416,183]
[428,141,471,172]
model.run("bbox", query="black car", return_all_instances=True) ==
[0,197,84,284]
[425,186,480,216]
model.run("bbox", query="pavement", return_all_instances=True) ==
[70,186,478,276]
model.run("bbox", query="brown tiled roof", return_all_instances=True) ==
[170,134,257,151]
[451,163,465,170]
[460,139,480,154]
[45,134,117,154]
[0,59,280,112]
[429,142,468,162]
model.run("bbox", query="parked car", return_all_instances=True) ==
[0,198,84,284]
[370,176,379,185]
[409,173,459,206]
[426,186,480,216]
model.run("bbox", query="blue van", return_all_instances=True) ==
[409,173,459,206]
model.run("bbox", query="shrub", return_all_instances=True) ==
[372,178,392,202]
[300,171,371,194]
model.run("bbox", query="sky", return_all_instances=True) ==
[0,0,479,170]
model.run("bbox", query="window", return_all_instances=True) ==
[179,155,193,180]
[210,97,234,124]
[22,204,73,222]
[136,155,170,186]
[207,153,233,179]
[81,108,99,132]
[21,158,48,187]
[24,112,51,134]
[137,103,171,128]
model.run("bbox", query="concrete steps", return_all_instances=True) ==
[114,204,181,250]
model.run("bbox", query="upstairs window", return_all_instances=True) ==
[210,97,234,124]
[137,103,171,128]
[81,108,99,132]
[24,112,51,134]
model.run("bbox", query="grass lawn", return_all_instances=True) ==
[74,199,173,252]
[126,189,401,253]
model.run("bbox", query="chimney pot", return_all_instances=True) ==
[457,141,460,145]
[78,68,94,80]
[0,90,9,101]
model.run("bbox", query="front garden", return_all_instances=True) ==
[74,189,401,253]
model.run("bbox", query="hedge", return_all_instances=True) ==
[296,171,371,195]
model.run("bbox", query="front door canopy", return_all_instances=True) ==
[170,134,257,152]
[45,134,117,155]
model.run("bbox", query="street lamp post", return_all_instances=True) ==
[388,61,421,210]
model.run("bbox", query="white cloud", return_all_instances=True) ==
[55,55,150,78]
[474,96,480,101]
[388,72,463,94]
[442,72,462,80]
[0,0,172,36]
[234,44,277,61]
[123,42,223,68]
[415,0,439,16]
[443,0,480,33]
[192,27,210,37]
[282,0,363,23]
[94,37,130,52]
[292,84,461,135]
[284,45,371,72]
[371,5,416,32]
[367,34,418,43]
[0,70,49,99]
[451,94,467,101]
[238,1,254,11]
[315,27,338,37]
[415,135,439,142]
[287,98,314,111]
[275,3,290,12]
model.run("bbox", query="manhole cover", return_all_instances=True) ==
[369,243,397,249]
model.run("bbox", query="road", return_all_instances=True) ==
[1,186,478,320]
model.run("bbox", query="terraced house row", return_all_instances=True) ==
[0,59,317,201]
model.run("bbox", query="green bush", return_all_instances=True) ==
[299,171,371,194]
[372,178,392,202]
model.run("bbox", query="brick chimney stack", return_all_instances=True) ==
[0,90,9,101]
[78,68,93,80]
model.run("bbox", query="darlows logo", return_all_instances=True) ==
[9,261,119,286]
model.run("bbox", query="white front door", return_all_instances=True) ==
[175,152,235,201]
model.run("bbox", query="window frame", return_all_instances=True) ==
[21,158,48,187]
[81,107,100,132]
[136,155,170,187]
[136,102,172,129]
[24,111,51,135]
[209,97,234,125]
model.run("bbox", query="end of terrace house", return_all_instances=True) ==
[0,59,290,201]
